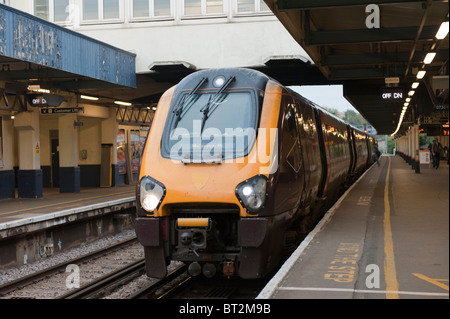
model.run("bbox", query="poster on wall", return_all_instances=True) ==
[130,130,140,173]
[117,129,126,174]
[0,117,3,167]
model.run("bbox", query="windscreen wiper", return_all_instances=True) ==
[173,77,208,128]
[200,76,235,132]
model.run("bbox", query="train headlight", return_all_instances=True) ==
[235,175,268,213]
[139,176,166,213]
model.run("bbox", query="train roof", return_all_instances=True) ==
[175,68,369,137]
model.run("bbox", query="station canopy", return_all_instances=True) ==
[264,0,449,135]
[0,4,136,113]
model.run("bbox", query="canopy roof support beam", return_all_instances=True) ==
[306,25,439,45]
[277,0,446,11]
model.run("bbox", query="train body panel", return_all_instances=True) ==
[135,68,374,279]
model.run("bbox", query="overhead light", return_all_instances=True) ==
[28,85,40,90]
[152,107,157,111]
[81,95,99,101]
[423,52,436,64]
[28,85,50,93]
[114,101,132,106]
[405,97,411,102]
[435,21,449,40]
[411,82,420,89]
[404,102,409,107]
[408,90,415,96]
[416,70,426,79]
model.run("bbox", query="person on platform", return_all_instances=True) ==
[373,145,381,166]
[431,138,443,169]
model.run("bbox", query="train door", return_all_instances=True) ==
[294,98,312,206]
[283,95,306,207]
[346,126,354,175]
[314,108,328,199]
[348,127,357,174]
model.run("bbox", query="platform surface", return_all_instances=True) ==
[258,155,449,299]
[0,185,136,230]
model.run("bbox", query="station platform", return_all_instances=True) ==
[258,155,449,299]
[0,185,136,237]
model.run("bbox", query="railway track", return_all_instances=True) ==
[0,237,141,298]
[128,264,189,299]
[59,259,146,299]
[1,234,271,299]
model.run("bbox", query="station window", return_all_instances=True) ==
[82,0,98,20]
[132,0,172,19]
[34,0,71,23]
[81,0,122,22]
[183,0,225,17]
[236,0,270,13]
[103,0,120,19]
[34,0,50,20]
[54,0,70,22]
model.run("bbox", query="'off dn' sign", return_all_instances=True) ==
[366,4,380,29]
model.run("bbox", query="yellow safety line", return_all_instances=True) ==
[0,190,135,217]
[384,157,400,299]
[412,273,449,291]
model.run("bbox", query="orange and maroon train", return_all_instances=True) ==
[135,68,376,279]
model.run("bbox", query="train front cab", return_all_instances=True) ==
[135,71,303,279]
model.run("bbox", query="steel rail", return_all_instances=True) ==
[59,258,146,299]
[0,237,137,297]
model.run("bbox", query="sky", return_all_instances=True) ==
[289,85,359,114]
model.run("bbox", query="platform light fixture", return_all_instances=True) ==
[405,97,411,102]
[423,52,436,64]
[114,100,132,106]
[411,82,420,89]
[408,90,415,96]
[435,21,449,40]
[28,85,50,93]
[404,102,409,107]
[391,111,406,136]
[81,95,99,101]
[416,70,426,79]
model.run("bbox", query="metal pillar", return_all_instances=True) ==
[414,124,420,173]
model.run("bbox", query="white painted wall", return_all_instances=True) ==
[8,0,310,73]
[79,17,308,73]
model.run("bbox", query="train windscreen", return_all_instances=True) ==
[161,90,259,163]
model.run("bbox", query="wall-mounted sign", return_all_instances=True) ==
[381,87,403,102]
[27,94,47,106]
[385,77,400,84]
[27,93,64,107]
[40,107,84,114]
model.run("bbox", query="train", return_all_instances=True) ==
[135,68,376,279]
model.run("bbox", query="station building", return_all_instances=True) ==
[0,0,312,199]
